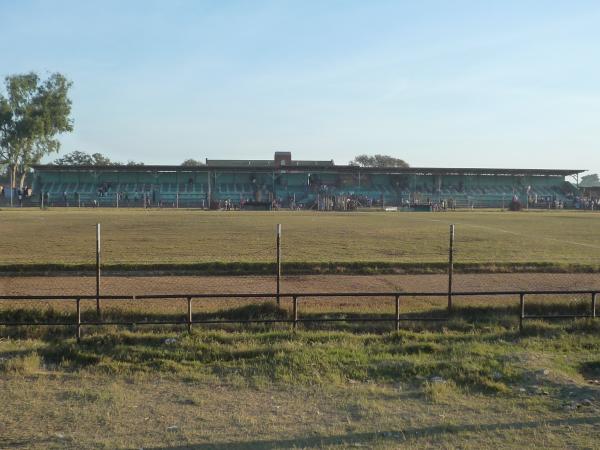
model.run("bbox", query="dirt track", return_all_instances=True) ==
[0,274,600,295]
[0,273,598,316]
[1,273,599,297]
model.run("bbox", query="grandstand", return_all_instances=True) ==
[28,152,583,209]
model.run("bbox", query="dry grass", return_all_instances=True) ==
[1,208,599,267]
[1,375,599,449]
[1,320,600,449]
[2,209,600,447]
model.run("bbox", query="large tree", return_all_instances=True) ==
[580,173,600,187]
[53,151,146,166]
[181,158,204,166]
[0,72,73,188]
[53,150,114,166]
[351,154,409,168]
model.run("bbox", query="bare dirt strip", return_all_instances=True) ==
[2,273,600,296]
[0,273,598,316]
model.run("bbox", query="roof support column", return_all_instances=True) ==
[207,170,212,209]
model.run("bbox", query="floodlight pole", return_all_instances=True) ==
[96,223,101,316]
[448,224,455,312]
[276,224,282,306]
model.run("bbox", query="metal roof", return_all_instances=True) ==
[31,164,584,176]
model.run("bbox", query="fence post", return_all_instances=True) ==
[96,223,101,316]
[448,224,455,312]
[519,293,525,333]
[187,297,193,333]
[76,298,81,342]
[293,296,298,330]
[395,294,400,331]
[276,224,282,306]
[592,293,597,319]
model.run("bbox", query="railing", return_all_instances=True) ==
[0,289,597,341]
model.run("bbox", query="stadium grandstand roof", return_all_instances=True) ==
[33,151,583,175]
[32,164,584,177]
[205,159,335,167]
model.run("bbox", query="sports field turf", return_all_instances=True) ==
[0,208,599,268]
[2,209,600,448]
[2,311,600,449]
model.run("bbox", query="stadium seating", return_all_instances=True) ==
[28,167,578,209]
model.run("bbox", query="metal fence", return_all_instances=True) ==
[0,289,597,341]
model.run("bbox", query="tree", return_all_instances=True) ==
[181,158,204,166]
[350,154,409,168]
[0,72,73,188]
[53,150,115,166]
[580,173,600,187]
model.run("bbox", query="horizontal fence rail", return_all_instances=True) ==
[0,289,598,341]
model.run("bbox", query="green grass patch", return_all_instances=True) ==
[1,302,597,396]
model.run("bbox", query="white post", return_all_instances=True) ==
[276,224,282,306]
[9,167,13,207]
[96,223,101,316]
[448,224,455,311]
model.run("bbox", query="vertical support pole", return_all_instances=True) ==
[276,224,282,306]
[96,223,101,316]
[40,191,44,209]
[176,192,179,209]
[395,294,400,332]
[187,297,193,333]
[9,166,14,207]
[592,292,597,318]
[116,192,119,208]
[76,298,81,342]
[519,293,525,333]
[293,296,298,330]
[448,224,455,312]
[207,171,212,209]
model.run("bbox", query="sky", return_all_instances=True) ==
[1,0,599,173]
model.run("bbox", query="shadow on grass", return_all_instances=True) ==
[137,416,600,450]
[1,300,598,340]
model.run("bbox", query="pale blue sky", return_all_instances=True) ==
[1,1,599,173]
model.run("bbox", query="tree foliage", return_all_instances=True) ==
[0,72,73,187]
[580,173,600,187]
[181,158,204,166]
[53,150,114,166]
[53,151,145,166]
[350,154,409,168]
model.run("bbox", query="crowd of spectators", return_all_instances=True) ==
[0,185,32,206]
[574,196,600,210]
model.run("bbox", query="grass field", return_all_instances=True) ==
[2,313,600,448]
[2,208,600,448]
[1,208,600,273]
